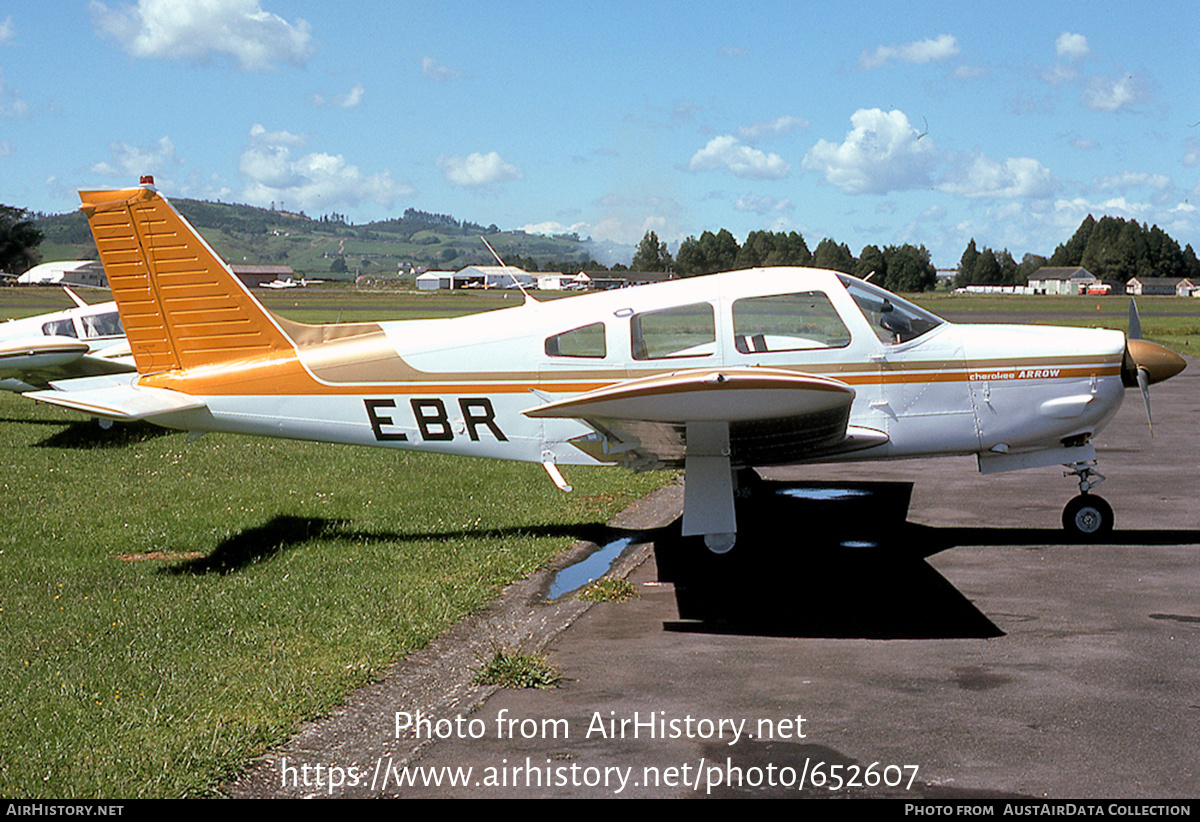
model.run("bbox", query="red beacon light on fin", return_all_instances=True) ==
[139,175,155,187]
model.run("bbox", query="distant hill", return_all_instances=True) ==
[34,198,604,280]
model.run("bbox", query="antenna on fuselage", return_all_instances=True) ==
[480,236,536,303]
[62,286,89,309]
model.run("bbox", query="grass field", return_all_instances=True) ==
[2,283,1196,798]
[917,292,1200,352]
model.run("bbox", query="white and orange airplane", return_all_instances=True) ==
[27,178,1186,549]
[0,287,132,393]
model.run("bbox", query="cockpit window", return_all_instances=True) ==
[732,292,850,353]
[81,311,123,339]
[545,322,606,358]
[837,275,943,344]
[41,319,78,338]
[631,302,716,360]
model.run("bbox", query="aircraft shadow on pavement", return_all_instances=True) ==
[652,480,1006,640]
[652,479,1200,640]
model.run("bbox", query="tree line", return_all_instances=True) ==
[632,228,938,292]
[954,215,1200,288]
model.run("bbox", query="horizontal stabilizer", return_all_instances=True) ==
[27,374,206,421]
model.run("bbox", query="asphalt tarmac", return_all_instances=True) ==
[229,354,1200,799]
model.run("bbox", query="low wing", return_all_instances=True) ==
[25,373,206,421]
[525,366,887,470]
[0,336,135,391]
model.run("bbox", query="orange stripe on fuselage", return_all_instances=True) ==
[137,354,1122,397]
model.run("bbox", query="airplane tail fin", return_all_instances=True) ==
[79,179,294,375]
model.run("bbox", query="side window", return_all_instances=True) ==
[81,311,124,339]
[732,292,851,353]
[631,303,716,360]
[41,319,78,338]
[839,276,943,344]
[545,322,606,358]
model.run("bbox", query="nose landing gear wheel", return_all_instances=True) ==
[1062,494,1113,540]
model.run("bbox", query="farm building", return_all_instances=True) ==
[1027,267,1099,295]
[1125,277,1195,297]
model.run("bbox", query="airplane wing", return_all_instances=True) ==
[24,373,206,421]
[525,366,888,547]
[0,336,136,391]
[524,366,888,470]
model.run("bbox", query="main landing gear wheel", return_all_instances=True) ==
[1062,494,1113,540]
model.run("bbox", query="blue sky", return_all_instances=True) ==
[0,0,1196,266]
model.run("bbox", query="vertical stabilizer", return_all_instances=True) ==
[79,181,294,375]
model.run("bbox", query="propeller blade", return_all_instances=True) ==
[1128,298,1142,341]
[1137,367,1153,436]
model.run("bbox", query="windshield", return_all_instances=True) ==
[837,275,943,344]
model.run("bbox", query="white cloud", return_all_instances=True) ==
[248,123,305,147]
[584,194,684,246]
[0,70,27,118]
[438,152,522,187]
[518,220,588,237]
[1052,196,1154,224]
[589,214,667,247]
[421,56,462,82]
[1083,75,1143,111]
[91,136,181,177]
[688,135,790,180]
[1055,32,1090,60]
[737,115,808,140]
[0,139,13,158]
[313,83,364,109]
[734,194,794,215]
[239,124,413,211]
[859,34,959,69]
[1094,172,1171,191]
[952,64,988,80]
[719,46,748,58]
[91,0,313,71]
[1183,139,1200,168]
[939,155,1054,199]
[802,108,936,194]
[1041,63,1079,86]
[1098,196,1154,217]
[0,16,14,45]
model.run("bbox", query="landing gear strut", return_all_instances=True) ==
[1062,461,1113,540]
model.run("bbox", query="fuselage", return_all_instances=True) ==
[139,267,1128,471]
